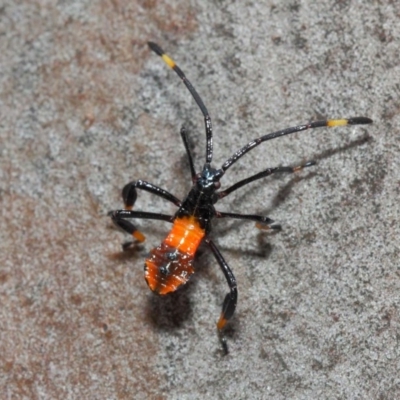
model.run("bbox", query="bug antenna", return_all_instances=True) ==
[148,42,213,164]
[221,117,373,172]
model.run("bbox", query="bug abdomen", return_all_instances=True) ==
[144,216,205,295]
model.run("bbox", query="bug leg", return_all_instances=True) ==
[206,238,238,355]
[216,211,282,231]
[180,126,197,181]
[122,180,182,209]
[218,161,316,200]
[115,181,180,248]
[109,210,173,248]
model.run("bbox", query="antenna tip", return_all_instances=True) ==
[348,117,373,125]
[148,41,163,56]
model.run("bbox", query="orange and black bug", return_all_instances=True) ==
[109,42,372,354]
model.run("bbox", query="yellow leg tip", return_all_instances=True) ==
[255,222,270,231]
[133,231,145,243]
[217,316,227,331]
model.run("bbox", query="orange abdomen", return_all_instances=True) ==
[144,216,205,295]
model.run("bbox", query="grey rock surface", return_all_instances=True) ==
[1,1,399,399]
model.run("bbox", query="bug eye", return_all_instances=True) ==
[214,182,221,189]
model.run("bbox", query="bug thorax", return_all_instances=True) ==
[195,163,223,192]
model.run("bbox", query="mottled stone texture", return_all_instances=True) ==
[1,1,399,399]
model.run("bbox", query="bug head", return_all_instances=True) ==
[195,163,224,191]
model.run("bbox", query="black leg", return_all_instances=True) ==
[218,161,316,200]
[180,126,197,181]
[109,210,173,245]
[122,180,181,209]
[216,211,281,231]
[206,238,238,355]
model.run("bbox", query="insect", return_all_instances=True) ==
[109,42,372,354]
